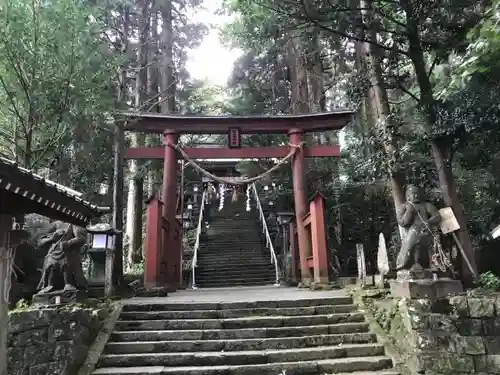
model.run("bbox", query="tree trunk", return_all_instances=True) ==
[112,5,131,290]
[401,0,478,282]
[126,0,149,268]
[308,31,328,144]
[147,7,162,196]
[360,0,405,234]
[159,0,176,114]
[287,29,310,115]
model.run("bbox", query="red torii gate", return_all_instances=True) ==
[117,111,353,289]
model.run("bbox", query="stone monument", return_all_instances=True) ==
[390,185,463,298]
[33,221,88,305]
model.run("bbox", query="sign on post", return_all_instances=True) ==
[438,207,476,278]
[438,207,460,234]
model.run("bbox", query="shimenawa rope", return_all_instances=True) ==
[167,142,305,185]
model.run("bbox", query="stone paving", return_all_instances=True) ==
[93,286,398,374]
[122,285,349,305]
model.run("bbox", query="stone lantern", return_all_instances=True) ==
[86,223,120,293]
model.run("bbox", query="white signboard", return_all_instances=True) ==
[439,207,460,234]
[492,224,500,239]
[356,243,367,287]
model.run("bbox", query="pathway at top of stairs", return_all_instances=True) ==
[92,286,399,375]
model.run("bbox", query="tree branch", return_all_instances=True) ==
[256,0,409,56]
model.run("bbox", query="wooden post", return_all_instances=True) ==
[162,130,178,220]
[104,247,114,297]
[144,195,163,288]
[309,193,329,284]
[288,129,312,285]
[356,243,367,287]
[0,215,11,375]
[162,130,179,289]
[0,246,7,375]
[112,121,125,291]
[289,222,298,282]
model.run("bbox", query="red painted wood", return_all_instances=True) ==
[289,222,298,282]
[289,130,312,285]
[121,111,352,134]
[125,145,341,160]
[144,195,162,288]
[309,193,329,284]
[162,132,178,220]
[303,212,312,227]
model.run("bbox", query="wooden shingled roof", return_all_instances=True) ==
[0,157,109,226]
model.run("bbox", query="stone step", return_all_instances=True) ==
[195,273,274,281]
[328,372,401,375]
[115,313,366,331]
[199,248,267,253]
[110,322,370,341]
[121,297,353,312]
[198,248,267,253]
[104,333,377,354]
[197,256,270,262]
[98,343,386,367]
[197,259,271,265]
[196,269,273,276]
[119,304,355,320]
[198,258,267,263]
[195,280,276,287]
[196,280,276,288]
[93,356,393,374]
[196,264,273,272]
[196,264,273,271]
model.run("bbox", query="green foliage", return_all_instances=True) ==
[127,261,145,276]
[11,298,31,312]
[0,0,119,170]
[475,271,500,291]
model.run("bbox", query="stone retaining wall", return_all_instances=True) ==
[359,291,500,375]
[8,306,109,375]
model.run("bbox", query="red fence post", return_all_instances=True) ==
[144,194,162,288]
[309,193,329,285]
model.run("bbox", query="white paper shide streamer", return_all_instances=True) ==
[246,184,251,211]
[218,184,226,211]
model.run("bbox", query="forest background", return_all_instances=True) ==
[1,0,500,279]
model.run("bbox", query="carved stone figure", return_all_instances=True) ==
[35,221,87,294]
[396,185,441,271]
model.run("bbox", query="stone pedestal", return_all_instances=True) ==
[390,265,463,299]
[32,289,87,306]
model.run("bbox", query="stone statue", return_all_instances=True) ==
[36,221,88,295]
[396,185,441,271]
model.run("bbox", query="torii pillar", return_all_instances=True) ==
[289,129,312,285]
[162,130,181,288]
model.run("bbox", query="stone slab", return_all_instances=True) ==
[92,356,394,375]
[389,278,463,299]
[32,289,88,306]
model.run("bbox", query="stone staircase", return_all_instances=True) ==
[92,295,399,375]
[194,198,276,288]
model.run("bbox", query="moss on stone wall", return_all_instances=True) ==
[353,288,500,375]
[8,302,113,375]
